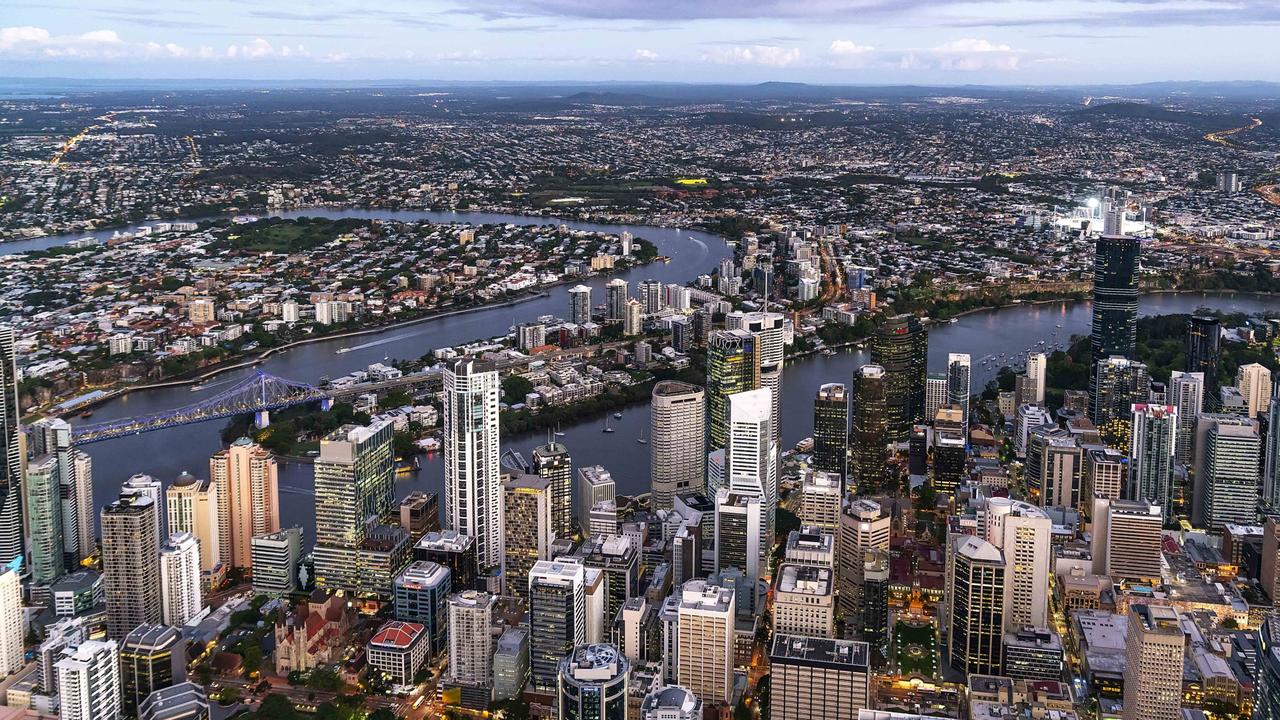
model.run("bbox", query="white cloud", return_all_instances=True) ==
[829,39,875,55]
[701,44,802,67]
[928,37,1023,71]
[634,48,658,61]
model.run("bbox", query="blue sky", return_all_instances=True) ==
[2,0,1278,84]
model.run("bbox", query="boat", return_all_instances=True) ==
[79,411,92,419]
[637,428,648,445]
[336,347,351,354]
[602,417,615,434]
[613,412,623,419]
[822,349,836,356]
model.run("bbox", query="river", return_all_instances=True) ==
[24,212,1275,545]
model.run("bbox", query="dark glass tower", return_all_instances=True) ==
[871,314,927,442]
[1186,315,1221,409]
[849,365,889,492]
[0,326,22,567]
[1090,234,1140,362]
[812,383,848,478]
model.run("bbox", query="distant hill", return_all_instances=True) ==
[1069,102,1249,131]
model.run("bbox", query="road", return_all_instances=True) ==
[1203,116,1261,148]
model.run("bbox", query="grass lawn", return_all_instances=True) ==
[894,620,938,677]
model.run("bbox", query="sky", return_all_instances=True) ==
[2,0,1279,86]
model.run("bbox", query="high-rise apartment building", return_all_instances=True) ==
[849,365,889,491]
[813,383,848,478]
[101,493,161,638]
[605,278,629,322]
[1267,383,1280,510]
[1186,315,1221,409]
[1026,352,1047,406]
[946,535,1006,676]
[120,473,165,543]
[947,353,971,433]
[639,279,664,315]
[0,326,21,568]
[798,470,841,533]
[208,437,279,570]
[651,381,706,509]
[676,579,735,706]
[166,472,221,573]
[1169,371,1204,467]
[1238,363,1274,418]
[706,329,759,450]
[727,312,787,447]
[1129,404,1177,517]
[1085,448,1126,501]
[313,420,396,593]
[532,441,572,540]
[251,527,303,597]
[624,298,643,337]
[576,465,616,536]
[444,358,502,570]
[568,285,592,325]
[159,532,203,627]
[926,374,948,425]
[0,566,21,677]
[769,635,871,720]
[502,475,552,601]
[448,590,496,687]
[26,416,92,572]
[872,314,928,441]
[1093,357,1151,428]
[24,453,66,585]
[56,640,121,720]
[1122,605,1184,720]
[529,559,587,692]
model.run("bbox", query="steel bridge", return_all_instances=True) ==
[71,371,330,445]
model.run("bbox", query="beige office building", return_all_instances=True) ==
[209,437,280,569]
[770,634,871,720]
[798,470,841,533]
[650,381,706,510]
[774,563,835,638]
[1122,605,1185,720]
[838,498,890,620]
[101,494,162,639]
[166,472,221,572]
[676,579,735,706]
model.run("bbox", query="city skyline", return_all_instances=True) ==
[3,0,1280,84]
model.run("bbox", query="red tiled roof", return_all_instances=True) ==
[370,621,424,650]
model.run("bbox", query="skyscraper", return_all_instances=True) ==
[1129,404,1177,518]
[24,453,66,585]
[727,311,787,447]
[568,285,592,325]
[623,298,643,337]
[532,441,572,540]
[675,579,735,706]
[1238,363,1274,419]
[393,561,450,659]
[1196,415,1261,529]
[848,365,889,491]
[1122,605,1184,720]
[1266,383,1280,510]
[502,475,552,601]
[557,644,629,720]
[448,590,496,688]
[872,314,928,441]
[27,417,89,574]
[1169,371,1204,467]
[313,420,396,592]
[528,559,586,692]
[812,383,848,477]
[444,358,502,570]
[1186,315,1221,408]
[605,278,629,321]
[101,493,161,639]
[166,472,221,573]
[0,566,21,677]
[1092,356,1151,428]
[650,381,706,510]
[947,353,972,433]
[837,498,890,626]
[945,535,1005,676]
[725,388,777,563]
[1090,233,1140,363]
[925,374,948,427]
[1090,497,1163,583]
[983,498,1052,631]
[639,279,664,314]
[769,635,871,720]
[706,329,760,450]
[159,532,203,627]
[1026,352,1047,406]
[0,326,21,567]
[208,437,280,570]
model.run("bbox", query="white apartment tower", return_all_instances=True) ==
[982,498,1052,631]
[159,532,203,627]
[725,388,778,555]
[55,640,121,720]
[444,358,502,569]
[0,567,22,677]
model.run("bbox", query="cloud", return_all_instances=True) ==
[927,38,1023,71]
[701,44,802,67]
[829,39,874,55]
[634,48,659,61]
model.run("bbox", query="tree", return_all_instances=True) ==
[308,667,343,692]
[216,686,242,706]
[369,709,397,720]
[254,694,301,720]
[501,374,534,405]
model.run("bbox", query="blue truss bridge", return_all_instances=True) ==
[71,371,330,445]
